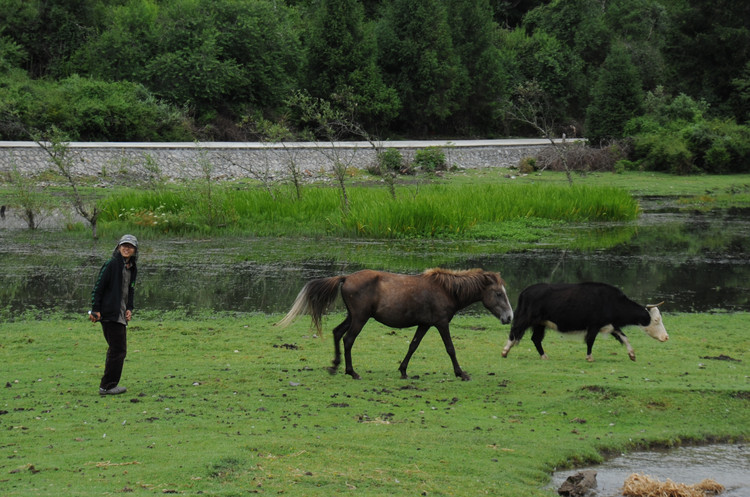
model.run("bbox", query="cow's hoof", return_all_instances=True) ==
[459,372,471,381]
[541,354,549,360]
[347,371,361,380]
[586,356,595,362]
[629,353,636,361]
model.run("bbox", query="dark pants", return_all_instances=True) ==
[100,321,127,390]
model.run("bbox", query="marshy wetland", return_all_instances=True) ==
[1,173,749,316]
[1,170,748,496]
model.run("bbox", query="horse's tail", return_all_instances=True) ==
[276,276,346,336]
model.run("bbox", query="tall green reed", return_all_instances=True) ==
[98,182,639,238]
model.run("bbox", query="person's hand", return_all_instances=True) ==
[125,309,132,322]
[89,311,100,323]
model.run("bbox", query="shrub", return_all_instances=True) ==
[634,132,695,174]
[682,119,750,173]
[413,147,447,172]
[0,71,191,141]
[518,157,537,174]
[375,148,403,174]
[623,89,750,174]
[534,141,628,172]
[614,159,641,173]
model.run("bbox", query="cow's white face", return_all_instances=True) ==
[641,306,668,342]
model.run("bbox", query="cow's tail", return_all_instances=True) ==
[276,276,346,336]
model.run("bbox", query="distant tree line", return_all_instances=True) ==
[1,0,749,172]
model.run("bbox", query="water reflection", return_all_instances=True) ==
[1,203,748,315]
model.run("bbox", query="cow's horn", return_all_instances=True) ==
[646,301,665,309]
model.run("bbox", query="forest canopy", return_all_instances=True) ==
[1,0,749,173]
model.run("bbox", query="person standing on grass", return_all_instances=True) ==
[89,234,139,396]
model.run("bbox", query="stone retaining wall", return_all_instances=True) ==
[0,139,559,180]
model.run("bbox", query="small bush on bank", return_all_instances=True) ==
[518,157,537,173]
[369,147,415,176]
[413,147,447,172]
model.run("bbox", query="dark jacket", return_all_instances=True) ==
[90,252,137,322]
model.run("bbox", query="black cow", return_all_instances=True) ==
[501,282,668,362]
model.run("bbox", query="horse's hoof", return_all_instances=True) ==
[460,374,471,381]
[400,372,408,380]
[347,371,361,380]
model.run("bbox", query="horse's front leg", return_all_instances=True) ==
[399,325,430,379]
[436,324,470,381]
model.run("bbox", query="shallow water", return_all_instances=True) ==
[549,443,750,497]
[0,199,748,315]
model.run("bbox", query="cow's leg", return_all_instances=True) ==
[611,328,636,361]
[530,324,549,359]
[436,324,470,381]
[585,326,600,362]
[399,324,430,379]
[328,314,352,375]
[501,338,520,357]
[502,323,527,358]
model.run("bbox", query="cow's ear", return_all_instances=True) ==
[646,301,665,309]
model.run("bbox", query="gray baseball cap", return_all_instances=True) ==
[118,234,138,248]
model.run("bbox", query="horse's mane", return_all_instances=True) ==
[422,268,501,300]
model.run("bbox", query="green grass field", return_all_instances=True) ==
[2,311,748,496]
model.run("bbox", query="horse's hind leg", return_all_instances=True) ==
[399,325,430,379]
[328,315,351,375]
[341,317,368,379]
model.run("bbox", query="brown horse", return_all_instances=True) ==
[277,268,513,380]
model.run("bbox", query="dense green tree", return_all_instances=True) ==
[586,43,644,144]
[498,27,584,129]
[70,0,159,83]
[523,0,610,67]
[490,0,547,28]
[72,0,302,127]
[1,0,749,143]
[0,0,97,77]
[664,0,750,119]
[732,61,750,123]
[304,0,399,132]
[376,0,467,134]
[603,0,670,91]
[446,0,512,135]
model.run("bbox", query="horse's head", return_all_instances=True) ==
[482,273,513,324]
